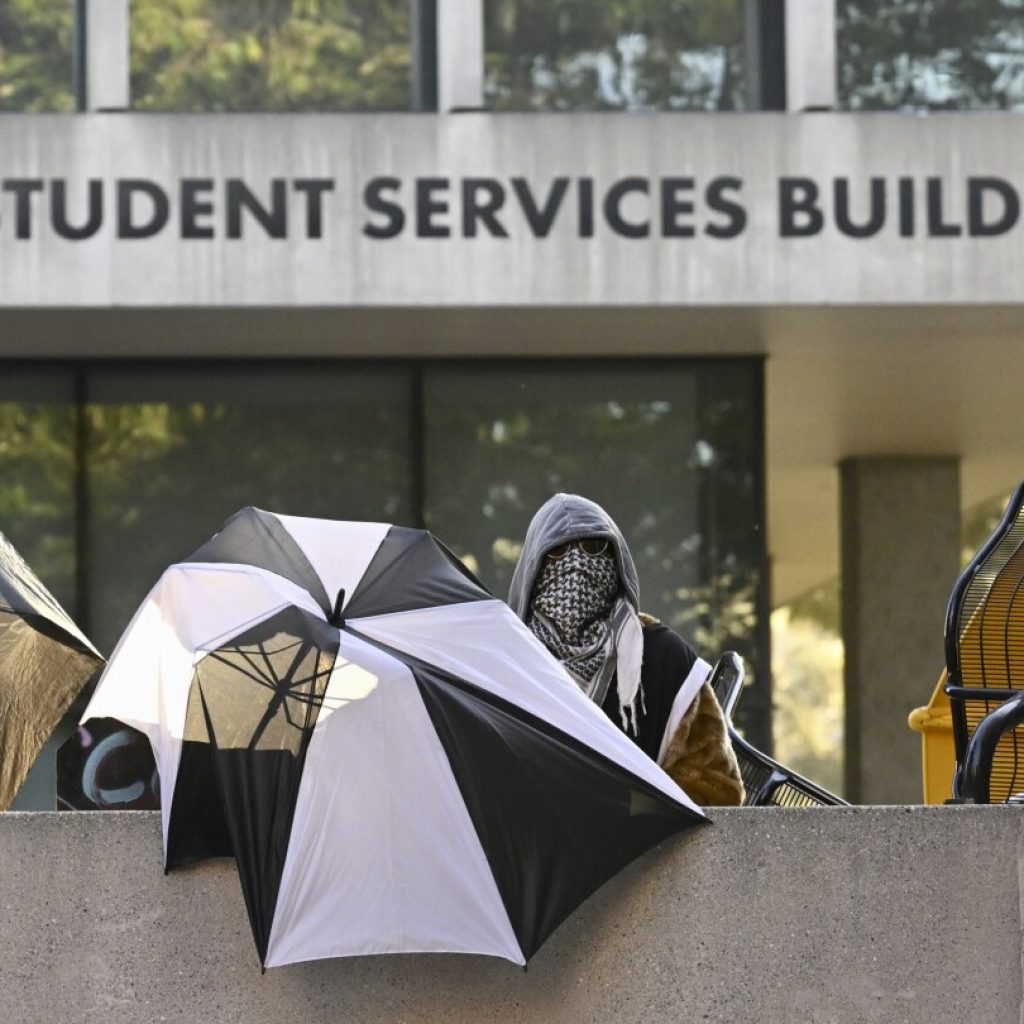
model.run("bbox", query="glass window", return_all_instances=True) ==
[5,357,769,804]
[130,0,413,111]
[837,0,1024,111]
[484,0,747,111]
[422,360,768,746]
[0,0,75,112]
[83,365,414,653]
[0,368,77,612]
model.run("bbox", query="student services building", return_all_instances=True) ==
[4,1,1022,807]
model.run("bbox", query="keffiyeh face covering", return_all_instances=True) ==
[527,546,620,703]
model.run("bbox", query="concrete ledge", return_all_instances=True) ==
[1,807,1021,1023]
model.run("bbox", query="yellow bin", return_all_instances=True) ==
[908,669,956,804]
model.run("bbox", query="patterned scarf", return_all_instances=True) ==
[527,548,621,704]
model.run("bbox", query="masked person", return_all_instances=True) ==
[508,493,744,807]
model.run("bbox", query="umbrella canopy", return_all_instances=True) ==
[82,507,706,968]
[0,531,103,809]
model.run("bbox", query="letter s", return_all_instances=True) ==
[363,177,405,239]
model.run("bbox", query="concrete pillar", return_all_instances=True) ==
[785,0,836,111]
[436,0,484,111]
[76,0,130,111]
[841,457,960,804]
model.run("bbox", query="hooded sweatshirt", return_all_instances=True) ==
[508,493,712,764]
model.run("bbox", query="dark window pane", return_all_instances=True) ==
[131,0,412,111]
[84,366,413,652]
[0,0,75,112]
[484,0,747,111]
[0,369,77,612]
[422,361,766,742]
[837,0,1024,111]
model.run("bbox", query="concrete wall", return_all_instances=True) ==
[1,113,1023,306]
[1,807,1021,1024]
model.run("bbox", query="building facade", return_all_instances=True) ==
[4,1,1022,806]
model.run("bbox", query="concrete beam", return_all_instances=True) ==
[436,0,484,111]
[785,0,836,110]
[77,0,130,112]
[841,457,960,803]
[0,807,1020,1022]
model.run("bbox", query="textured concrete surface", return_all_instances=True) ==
[1,806,1021,1024]
[841,457,961,805]
[2,113,1024,307]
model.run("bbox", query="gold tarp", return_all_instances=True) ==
[0,615,100,809]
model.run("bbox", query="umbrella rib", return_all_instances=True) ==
[256,640,283,690]
[237,645,280,685]
[207,650,277,692]
[281,656,335,729]
[247,638,318,748]
[276,639,317,731]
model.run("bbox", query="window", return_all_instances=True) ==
[3,358,767,807]
[130,0,413,112]
[83,365,414,652]
[837,0,1024,111]
[484,0,748,111]
[0,0,75,112]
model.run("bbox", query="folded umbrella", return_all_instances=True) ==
[0,531,103,809]
[82,507,706,968]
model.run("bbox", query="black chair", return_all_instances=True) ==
[710,652,847,807]
[943,480,1024,803]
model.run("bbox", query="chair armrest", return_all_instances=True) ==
[954,690,1024,803]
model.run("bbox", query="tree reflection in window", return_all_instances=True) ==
[485,0,747,111]
[0,381,76,614]
[0,0,75,112]
[131,0,412,111]
[84,367,414,654]
[838,0,1024,111]
[422,362,767,746]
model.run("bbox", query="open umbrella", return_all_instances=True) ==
[0,531,103,809]
[81,507,706,968]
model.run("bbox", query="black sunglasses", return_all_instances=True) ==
[544,538,610,561]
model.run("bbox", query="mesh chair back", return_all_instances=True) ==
[710,652,847,808]
[945,481,1024,802]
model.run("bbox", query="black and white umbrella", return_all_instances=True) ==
[0,530,103,809]
[82,507,705,968]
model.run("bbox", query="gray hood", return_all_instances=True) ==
[508,493,640,619]
[509,494,646,733]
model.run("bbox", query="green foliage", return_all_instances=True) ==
[771,607,844,795]
[0,0,75,112]
[484,0,746,110]
[787,579,841,634]
[130,0,411,111]
[0,403,76,609]
[838,0,1024,110]
[961,489,1012,566]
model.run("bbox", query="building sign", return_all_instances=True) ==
[0,114,1021,305]
[3,173,1018,243]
